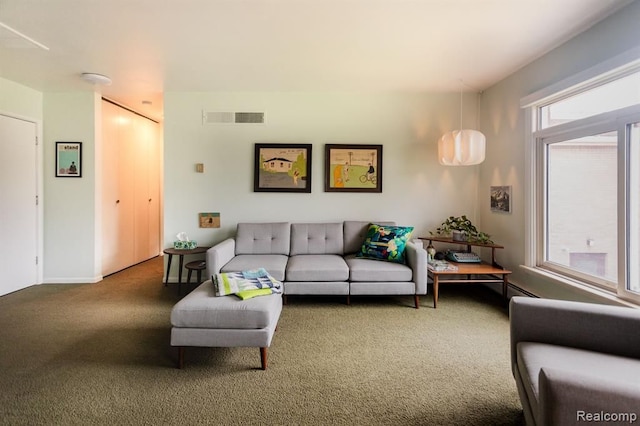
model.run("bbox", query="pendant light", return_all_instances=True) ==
[438,82,486,166]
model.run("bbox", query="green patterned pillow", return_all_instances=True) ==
[356,223,414,263]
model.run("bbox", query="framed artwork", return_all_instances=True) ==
[324,144,382,193]
[254,143,312,193]
[490,186,512,213]
[56,142,82,177]
[199,212,220,228]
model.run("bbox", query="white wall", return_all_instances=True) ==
[43,92,102,283]
[0,77,43,120]
[478,0,640,303]
[163,91,482,278]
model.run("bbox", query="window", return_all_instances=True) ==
[526,65,640,304]
[540,72,640,129]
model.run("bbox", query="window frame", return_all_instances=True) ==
[523,56,640,305]
[536,118,620,291]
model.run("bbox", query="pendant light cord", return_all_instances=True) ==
[459,79,464,130]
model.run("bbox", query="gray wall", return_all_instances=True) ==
[478,0,640,304]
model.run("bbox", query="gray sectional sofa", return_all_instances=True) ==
[206,221,428,308]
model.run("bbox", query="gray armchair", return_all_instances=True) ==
[509,296,640,425]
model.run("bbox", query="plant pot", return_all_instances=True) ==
[452,230,468,242]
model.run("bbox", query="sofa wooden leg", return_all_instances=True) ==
[260,347,267,370]
[178,346,185,369]
[283,295,288,305]
[346,295,351,305]
[414,295,420,309]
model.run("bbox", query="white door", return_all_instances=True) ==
[0,114,37,296]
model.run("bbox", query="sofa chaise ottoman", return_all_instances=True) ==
[170,279,282,369]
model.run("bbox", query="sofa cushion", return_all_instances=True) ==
[283,281,349,295]
[355,223,414,263]
[170,280,282,329]
[516,341,640,418]
[343,220,396,254]
[286,254,349,281]
[350,281,416,295]
[221,254,288,281]
[290,223,344,255]
[345,254,413,281]
[235,222,290,255]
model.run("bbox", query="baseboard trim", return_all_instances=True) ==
[506,283,538,298]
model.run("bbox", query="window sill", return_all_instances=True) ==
[519,265,640,309]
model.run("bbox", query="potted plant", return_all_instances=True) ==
[430,215,493,244]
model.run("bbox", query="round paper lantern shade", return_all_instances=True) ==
[438,129,486,166]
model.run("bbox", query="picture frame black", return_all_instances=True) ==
[324,144,382,193]
[55,141,82,178]
[254,143,312,193]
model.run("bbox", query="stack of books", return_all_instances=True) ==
[427,259,458,272]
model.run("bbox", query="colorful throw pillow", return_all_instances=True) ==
[356,223,414,263]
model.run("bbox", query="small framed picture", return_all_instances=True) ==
[199,212,220,228]
[56,142,82,177]
[490,186,512,213]
[324,144,382,193]
[254,143,312,193]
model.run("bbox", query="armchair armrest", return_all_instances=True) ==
[206,238,236,278]
[510,297,640,374]
[539,367,640,425]
[405,241,428,295]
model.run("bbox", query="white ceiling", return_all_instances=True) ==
[0,0,634,121]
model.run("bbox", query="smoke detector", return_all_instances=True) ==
[81,73,112,86]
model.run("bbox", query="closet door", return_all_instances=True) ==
[102,100,161,276]
[144,118,161,259]
[102,102,135,275]
[101,102,123,276]
[133,117,150,263]
[116,108,136,268]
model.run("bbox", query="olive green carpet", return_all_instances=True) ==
[0,257,524,425]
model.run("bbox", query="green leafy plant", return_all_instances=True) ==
[430,215,493,244]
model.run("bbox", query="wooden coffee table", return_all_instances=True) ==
[428,262,512,309]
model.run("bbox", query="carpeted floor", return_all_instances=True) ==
[0,257,524,425]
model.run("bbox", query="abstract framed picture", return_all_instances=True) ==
[490,185,512,213]
[55,142,82,177]
[254,143,312,193]
[324,144,382,193]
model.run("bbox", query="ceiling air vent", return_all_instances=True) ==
[203,111,265,124]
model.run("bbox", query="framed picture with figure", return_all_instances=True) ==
[324,144,382,193]
[254,143,312,193]
[56,142,82,177]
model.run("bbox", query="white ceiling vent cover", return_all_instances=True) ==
[203,111,265,124]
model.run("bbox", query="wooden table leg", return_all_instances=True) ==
[433,275,439,309]
[177,255,184,285]
[164,254,173,286]
[503,274,509,304]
